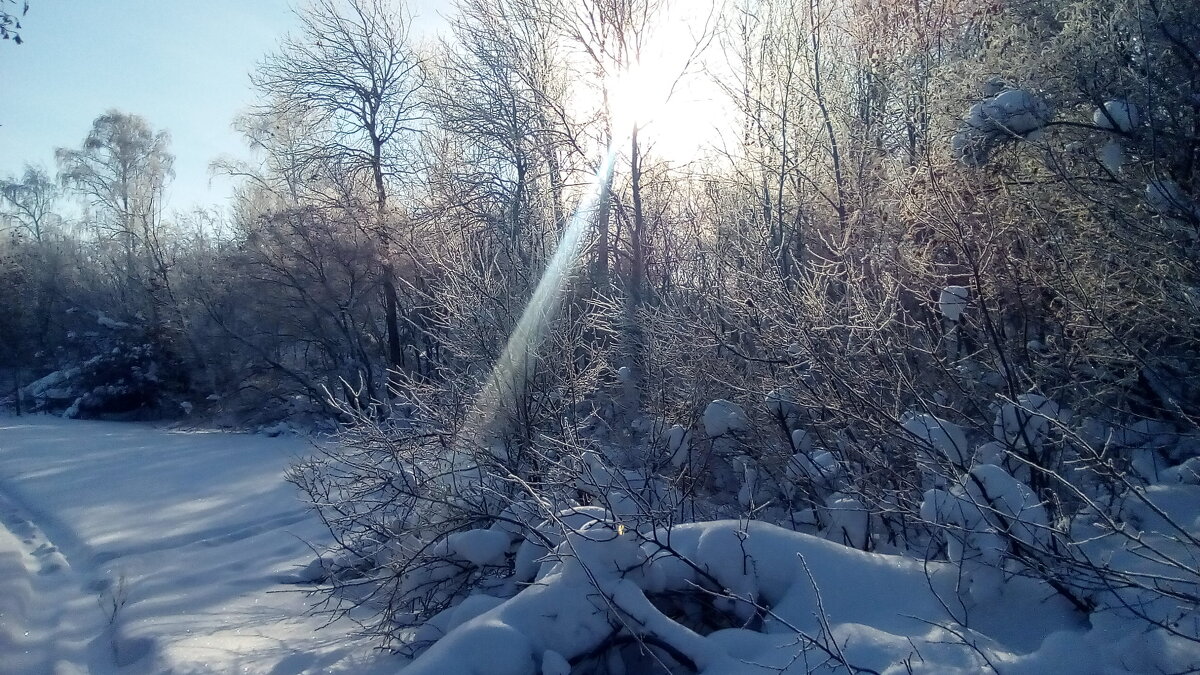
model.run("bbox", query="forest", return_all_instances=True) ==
[2,0,1200,672]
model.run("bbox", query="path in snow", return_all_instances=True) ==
[0,415,398,675]
[0,486,104,675]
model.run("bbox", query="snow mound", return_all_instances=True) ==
[1092,99,1140,132]
[449,529,512,567]
[939,285,970,322]
[902,412,972,467]
[703,399,749,437]
[402,521,1094,674]
[952,89,1052,165]
[994,394,1061,449]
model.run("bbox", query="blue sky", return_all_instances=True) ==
[0,0,447,215]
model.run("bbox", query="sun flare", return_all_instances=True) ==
[584,3,728,164]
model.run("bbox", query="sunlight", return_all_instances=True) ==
[460,3,726,452]
[463,145,621,452]
[605,64,660,138]
[584,2,728,164]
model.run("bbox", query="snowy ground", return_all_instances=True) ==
[4,415,1198,674]
[0,415,399,675]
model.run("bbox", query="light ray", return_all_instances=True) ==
[460,144,622,457]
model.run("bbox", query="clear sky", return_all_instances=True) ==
[0,0,448,215]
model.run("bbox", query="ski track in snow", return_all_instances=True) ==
[0,415,399,675]
[0,486,104,675]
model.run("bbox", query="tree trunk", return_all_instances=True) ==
[12,369,21,416]
[629,126,646,305]
[595,173,612,283]
[383,262,404,376]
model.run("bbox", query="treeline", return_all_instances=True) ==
[0,0,1197,437]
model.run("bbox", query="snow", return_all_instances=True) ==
[703,399,749,437]
[4,416,1200,674]
[94,311,131,330]
[1093,99,1140,132]
[1147,179,1199,218]
[939,285,970,322]
[952,89,1052,164]
[402,519,1111,674]
[448,528,512,567]
[0,415,398,674]
[786,447,841,489]
[963,463,1049,549]
[665,423,691,468]
[21,369,77,400]
[1100,139,1124,172]
[902,411,972,466]
[540,649,570,675]
[765,388,800,424]
[993,393,1061,449]
[977,90,1051,135]
[823,492,870,548]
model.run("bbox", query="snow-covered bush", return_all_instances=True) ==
[67,342,180,418]
[18,315,189,419]
[951,89,1051,165]
[286,0,1200,668]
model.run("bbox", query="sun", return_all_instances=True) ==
[590,2,729,164]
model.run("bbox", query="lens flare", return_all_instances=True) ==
[460,144,622,456]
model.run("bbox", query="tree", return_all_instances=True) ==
[0,164,58,243]
[0,0,28,44]
[430,0,569,267]
[56,110,175,319]
[252,0,425,383]
[53,111,194,418]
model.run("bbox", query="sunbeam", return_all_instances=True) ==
[461,144,622,456]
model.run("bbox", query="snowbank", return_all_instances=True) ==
[404,520,1102,674]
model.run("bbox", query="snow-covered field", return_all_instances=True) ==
[0,415,397,675]
[3,415,1199,674]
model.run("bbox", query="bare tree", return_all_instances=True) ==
[56,110,175,322]
[0,165,58,243]
[252,0,425,383]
